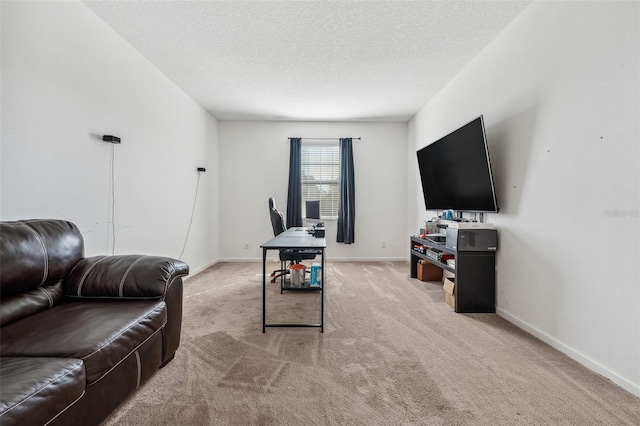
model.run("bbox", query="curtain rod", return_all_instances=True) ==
[288,137,361,141]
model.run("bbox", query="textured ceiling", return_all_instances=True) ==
[85,1,531,121]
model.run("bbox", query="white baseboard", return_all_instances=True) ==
[497,307,640,398]
[184,259,220,280]
[328,257,407,262]
[222,257,278,262]
[219,257,408,263]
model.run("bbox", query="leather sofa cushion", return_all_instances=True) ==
[0,220,83,298]
[1,281,64,327]
[64,255,189,299]
[0,300,166,385]
[0,357,85,426]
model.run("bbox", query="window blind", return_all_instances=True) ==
[301,143,340,218]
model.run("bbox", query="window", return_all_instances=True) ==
[301,143,340,219]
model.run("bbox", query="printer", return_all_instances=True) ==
[445,224,497,251]
[312,222,325,238]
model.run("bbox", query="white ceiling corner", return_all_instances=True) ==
[84,0,531,122]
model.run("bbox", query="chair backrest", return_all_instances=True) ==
[268,197,287,236]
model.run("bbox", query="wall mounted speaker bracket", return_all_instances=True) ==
[102,135,121,144]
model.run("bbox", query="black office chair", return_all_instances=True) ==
[268,197,317,291]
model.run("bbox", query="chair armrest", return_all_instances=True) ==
[64,255,189,299]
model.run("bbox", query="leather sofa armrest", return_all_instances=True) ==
[64,255,189,299]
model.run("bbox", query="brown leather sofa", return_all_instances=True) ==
[0,219,189,426]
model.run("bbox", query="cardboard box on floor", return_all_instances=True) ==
[444,277,455,309]
[417,260,443,281]
[443,259,455,282]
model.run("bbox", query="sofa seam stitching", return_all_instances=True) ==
[19,222,48,287]
[38,287,54,308]
[42,389,85,426]
[0,362,84,417]
[82,303,166,360]
[135,350,141,389]
[118,257,145,297]
[87,324,166,386]
[163,272,188,299]
[76,257,107,296]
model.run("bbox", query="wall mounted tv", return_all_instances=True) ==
[416,115,499,213]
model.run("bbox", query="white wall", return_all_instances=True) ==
[409,2,639,395]
[219,121,407,261]
[0,1,220,275]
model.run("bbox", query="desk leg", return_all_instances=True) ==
[262,247,267,333]
[321,248,325,333]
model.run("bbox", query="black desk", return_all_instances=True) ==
[261,228,326,332]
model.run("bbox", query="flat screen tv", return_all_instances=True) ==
[416,115,498,213]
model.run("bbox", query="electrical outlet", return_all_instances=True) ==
[244,243,249,249]
[381,242,386,249]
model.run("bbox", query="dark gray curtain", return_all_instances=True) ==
[337,138,355,244]
[286,137,303,228]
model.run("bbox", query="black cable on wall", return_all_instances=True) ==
[179,167,206,260]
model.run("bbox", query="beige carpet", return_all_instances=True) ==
[104,261,640,425]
